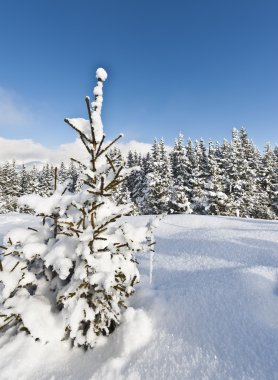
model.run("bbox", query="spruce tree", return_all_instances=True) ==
[126,150,135,168]
[225,129,245,217]
[258,143,277,219]
[127,160,145,213]
[19,164,30,196]
[170,133,191,213]
[28,166,40,194]
[38,164,54,197]
[58,162,68,184]
[0,69,154,348]
[67,161,79,193]
[238,129,263,218]
[0,161,19,212]
[109,147,136,213]
[190,140,208,214]
[0,164,6,213]
[0,68,155,349]
[184,138,194,202]
[205,141,228,215]
[0,168,70,339]
[143,139,173,214]
[60,68,155,347]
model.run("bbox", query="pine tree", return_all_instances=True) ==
[60,68,155,347]
[0,69,154,348]
[0,68,155,349]
[136,152,143,167]
[141,141,159,214]
[225,129,246,217]
[58,162,68,184]
[109,147,136,213]
[28,166,40,194]
[0,161,19,212]
[258,143,277,219]
[205,141,228,215]
[8,160,20,198]
[0,164,6,213]
[126,150,135,168]
[170,133,191,213]
[67,161,79,193]
[126,150,144,213]
[237,128,256,217]
[142,152,151,176]
[19,164,30,196]
[143,139,173,214]
[38,164,54,197]
[126,154,145,214]
[190,140,208,214]
[0,168,71,339]
[183,138,195,202]
[238,129,263,218]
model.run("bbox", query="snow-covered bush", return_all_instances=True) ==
[0,68,155,349]
[0,179,74,341]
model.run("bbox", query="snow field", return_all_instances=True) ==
[1,213,278,379]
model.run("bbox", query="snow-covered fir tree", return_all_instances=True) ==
[0,161,20,213]
[0,68,156,349]
[169,133,191,213]
[109,147,137,214]
[205,141,228,215]
[1,126,278,221]
[67,161,79,193]
[0,168,73,341]
[142,139,173,214]
[28,166,40,195]
[38,164,54,197]
[183,138,195,202]
[126,160,146,213]
[58,162,68,184]
[238,129,263,218]
[258,143,277,219]
[18,164,30,196]
[190,139,209,214]
[126,150,135,168]
[225,129,246,217]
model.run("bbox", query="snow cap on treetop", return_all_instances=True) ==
[96,68,108,82]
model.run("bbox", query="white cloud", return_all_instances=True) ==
[0,137,160,166]
[0,87,33,127]
[115,140,153,157]
[0,87,171,165]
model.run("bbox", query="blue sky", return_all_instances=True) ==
[0,0,277,149]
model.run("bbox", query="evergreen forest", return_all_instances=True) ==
[1,127,278,220]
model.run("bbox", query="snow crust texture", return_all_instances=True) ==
[1,213,278,379]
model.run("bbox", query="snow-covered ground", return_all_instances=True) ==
[1,213,278,380]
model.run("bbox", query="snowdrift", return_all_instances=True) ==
[1,213,278,379]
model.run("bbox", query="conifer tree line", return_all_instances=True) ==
[1,127,278,219]
[0,161,80,213]
[126,128,278,219]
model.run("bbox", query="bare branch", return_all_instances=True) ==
[100,176,104,194]
[105,154,116,173]
[98,134,123,157]
[64,118,93,145]
[85,96,97,148]
[70,158,87,170]
[96,134,106,157]
[27,227,38,232]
